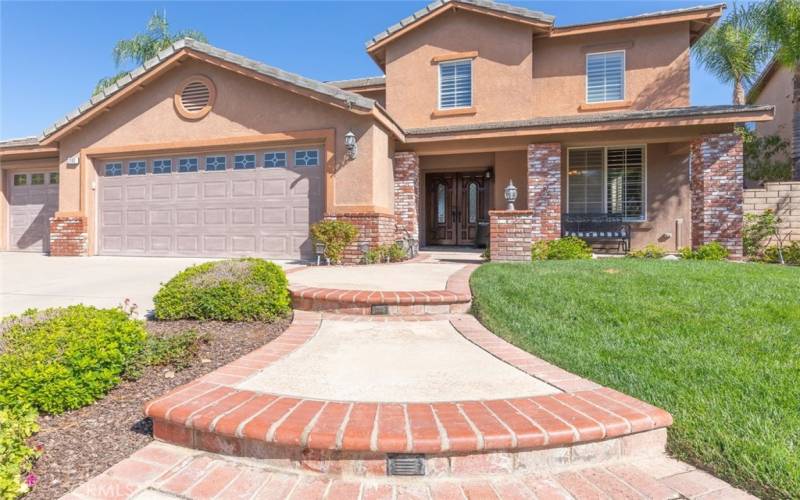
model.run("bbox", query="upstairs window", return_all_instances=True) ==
[438,59,472,109]
[586,51,625,103]
[567,146,645,221]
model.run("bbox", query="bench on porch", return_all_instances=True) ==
[562,213,632,253]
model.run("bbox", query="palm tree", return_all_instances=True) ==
[693,4,770,105]
[94,11,207,95]
[757,0,800,179]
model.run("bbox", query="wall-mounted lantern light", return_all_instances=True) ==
[344,130,358,160]
[504,180,518,210]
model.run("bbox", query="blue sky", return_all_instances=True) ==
[0,1,745,140]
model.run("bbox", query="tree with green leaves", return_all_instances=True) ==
[693,3,771,105]
[756,0,800,179]
[94,11,207,95]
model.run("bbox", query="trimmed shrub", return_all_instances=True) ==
[0,306,147,414]
[763,242,800,265]
[628,244,667,259]
[153,258,290,321]
[0,409,40,499]
[531,237,592,261]
[124,330,204,380]
[310,220,359,264]
[679,242,730,261]
[362,243,407,264]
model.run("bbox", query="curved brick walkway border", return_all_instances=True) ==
[144,310,671,461]
[289,264,476,315]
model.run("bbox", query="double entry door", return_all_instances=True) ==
[426,172,491,245]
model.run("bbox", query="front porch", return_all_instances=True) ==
[394,132,743,261]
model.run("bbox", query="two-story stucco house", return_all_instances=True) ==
[0,0,773,260]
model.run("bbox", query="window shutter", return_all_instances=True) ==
[587,52,624,103]
[439,60,472,109]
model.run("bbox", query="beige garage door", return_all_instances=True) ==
[97,148,323,259]
[8,171,59,253]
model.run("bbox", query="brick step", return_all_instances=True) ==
[69,441,755,500]
[289,264,476,316]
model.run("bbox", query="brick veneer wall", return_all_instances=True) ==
[49,214,88,256]
[690,133,744,257]
[744,181,800,243]
[489,210,533,262]
[324,213,396,264]
[393,152,419,250]
[527,143,562,240]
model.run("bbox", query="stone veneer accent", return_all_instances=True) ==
[744,181,800,243]
[324,213,396,264]
[527,143,562,240]
[49,214,88,256]
[690,133,744,257]
[489,210,533,262]
[393,152,420,250]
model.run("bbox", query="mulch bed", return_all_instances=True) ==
[27,318,290,500]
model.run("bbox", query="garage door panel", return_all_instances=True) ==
[102,210,124,227]
[9,172,59,253]
[97,150,321,259]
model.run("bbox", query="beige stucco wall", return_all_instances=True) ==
[383,8,691,129]
[53,58,393,252]
[753,65,793,147]
[744,182,800,243]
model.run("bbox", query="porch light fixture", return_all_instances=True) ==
[504,180,518,210]
[344,130,358,160]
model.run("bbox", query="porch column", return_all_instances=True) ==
[527,143,562,241]
[690,133,744,258]
[393,151,420,250]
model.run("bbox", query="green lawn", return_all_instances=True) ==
[470,260,799,499]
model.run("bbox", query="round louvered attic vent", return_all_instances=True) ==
[174,75,216,119]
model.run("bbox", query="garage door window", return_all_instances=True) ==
[128,161,146,175]
[105,163,123,176]
[13,174,27,186]
[206,156,226,171]
[49,172,59,184]
[265,151,287,168]
[294,149,319,167]
[179,158,199,173]
[153,159,172,174]
[31,174,45,185]
[234,154,256,170]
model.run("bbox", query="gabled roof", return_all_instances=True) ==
[747,57,780,104]
[365,0,554,66]
[40,38,376,144]
[551,3,724,43]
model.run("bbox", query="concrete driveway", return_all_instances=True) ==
[0,253,297,317]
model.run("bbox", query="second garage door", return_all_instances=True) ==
[97,147,323,259]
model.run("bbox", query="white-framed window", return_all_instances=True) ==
[438,59,472,109]
[234,153,256,170]
[205,156,226,171]
[128,160,146,175]
[178,157,199,173]
[105,162,123,176]
[264,151,287,168]
[152,159,172,174]
[294,149,319,167]
[567,145,646,221]
[586,51,625,103]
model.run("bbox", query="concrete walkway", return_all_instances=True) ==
[236,318,559,402]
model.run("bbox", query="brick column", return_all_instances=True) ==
[489,210,533,262]
[323,213,396,264]
[393,152,419,250]
[49,214,88,256]
[527,143,562,241]
[690,133,744,258]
